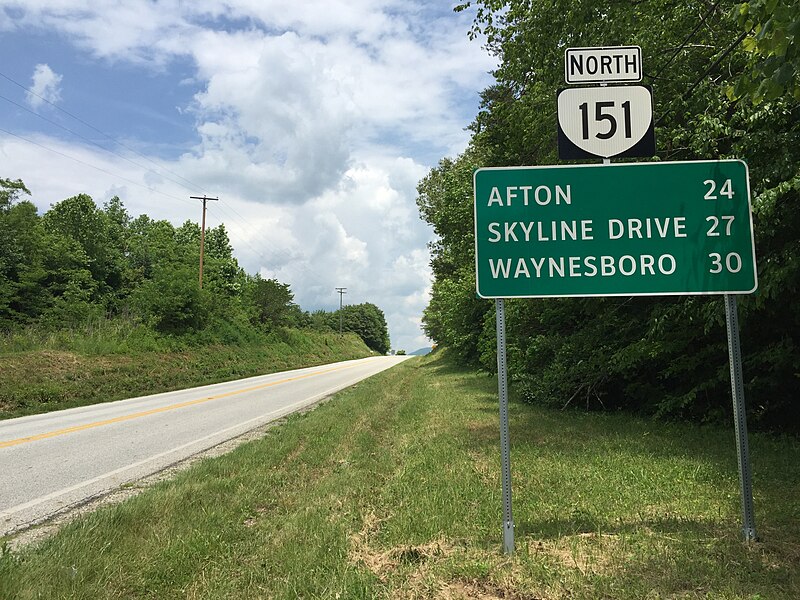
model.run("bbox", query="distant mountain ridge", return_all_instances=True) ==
[410,347,432,356]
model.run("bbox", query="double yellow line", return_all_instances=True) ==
[0,363,356,449]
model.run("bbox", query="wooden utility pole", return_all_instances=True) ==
[335,287,347,334]
[190,195,219,288]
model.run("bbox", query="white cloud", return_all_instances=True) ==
[26,64,63,109]
[0,0,497,352]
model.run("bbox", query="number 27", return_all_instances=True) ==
[706,215,735,237]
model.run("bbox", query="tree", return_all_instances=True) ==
[42,193,125,307]
[245,275,297,330]
[0,179,39,324]
[730,0,800,103]
[127,216,179,282]
[419,1,800,432]
[0,178,331,347]
[335,303,390,354]
[0,178,30,211]
[417,149,492,363]
[131,265,208,334]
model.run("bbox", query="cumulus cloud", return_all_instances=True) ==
[26,63,63,109]
[0,0,496,350]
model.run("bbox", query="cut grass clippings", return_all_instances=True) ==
[1,352,798,599]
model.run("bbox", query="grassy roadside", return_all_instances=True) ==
[0,329,375,420]
[1,352,798,599]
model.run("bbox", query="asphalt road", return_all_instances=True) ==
[0,355,410,536]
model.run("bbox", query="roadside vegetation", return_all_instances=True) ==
[0,178,390,335]
[0,325,374,420]
[0,177,392,419]
[418,2,800,434]
[2,352,798,599]
[0,178,390,358]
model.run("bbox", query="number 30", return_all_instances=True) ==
[709,252,742,274]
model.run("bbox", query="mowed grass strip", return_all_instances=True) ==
[1,353,798,599]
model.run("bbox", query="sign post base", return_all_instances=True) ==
[496,299,515,555]
[724,294,758,542]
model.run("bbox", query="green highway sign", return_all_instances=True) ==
[473,160,757,298]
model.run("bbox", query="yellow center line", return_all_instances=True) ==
[0,363,358,449]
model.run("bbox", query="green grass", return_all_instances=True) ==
[0,328,376,420]
[1,352,798,598]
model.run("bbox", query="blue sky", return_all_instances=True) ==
[0,1,495,352]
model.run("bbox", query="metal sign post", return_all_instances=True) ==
[724,294,758,541]
[495,298,515,554]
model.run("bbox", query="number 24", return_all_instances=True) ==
[704,179,734,200]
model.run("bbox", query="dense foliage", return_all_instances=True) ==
[419,1,800,432]
[0,181,390,353]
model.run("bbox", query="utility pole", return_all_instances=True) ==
[190,195,218,288]
[335,287,347,335]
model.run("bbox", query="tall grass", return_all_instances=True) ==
[1,352,797,598]
[0,316,162,355]
[0,319,376,420]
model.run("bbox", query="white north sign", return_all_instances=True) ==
[565,46,642,84]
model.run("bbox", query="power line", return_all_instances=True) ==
[0,127,194,207]
[0,73,294,275]
[649,0,724,82]
[0,69,210,195]
[2,70,341,284]
[0,125,333,292]
[0,92,204,195]
[0,121,333,289]
[1,126,333,299]
[0,71,343,292]
[205,200,339,285]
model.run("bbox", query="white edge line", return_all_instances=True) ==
[0,377,364,527]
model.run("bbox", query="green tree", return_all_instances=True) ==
[0,178,29,210]
[131,265,208,334]
[419,1,800,432]
[43,193,125,307]
[0,179,39,324]
[730,0,800,103]
[127,216,180,282]
[417,148,491,363]
[245,275,297,330]
[335,303,390,354]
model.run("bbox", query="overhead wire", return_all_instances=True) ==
[0,127,195,207]
[0,92,205,195]
[0,113,333,287]
[0,70,315,277]
[0,69,209,195]
[205,200,341,285]
[0,69,380,302]
[0,118,340,293]
[648,0,724,82]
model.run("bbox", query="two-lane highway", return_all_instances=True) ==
[0,355,409,536]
